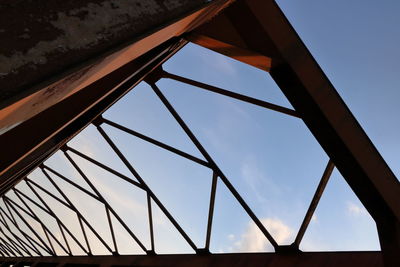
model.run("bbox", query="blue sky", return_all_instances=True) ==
[1,0,399,256]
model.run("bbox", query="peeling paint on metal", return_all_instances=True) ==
[0,0,175,74]
[0,0,207,107]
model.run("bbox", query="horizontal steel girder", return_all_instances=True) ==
[190,1,400,265]
[0,252,383,267]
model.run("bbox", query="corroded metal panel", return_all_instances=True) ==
[0,0,206,106]
[0,0,234,135]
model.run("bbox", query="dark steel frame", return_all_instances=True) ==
[188,0,400,265]
[0,0,398,266]
[0,66,360,260]
[0,252,383,267]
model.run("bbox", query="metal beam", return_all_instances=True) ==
[0,0,228,118]
[190,0,400,265]
[0,38,183,195]
[0,252,383,267]
[294,160,335,247]
[161,70,299,118]
[0,0,233,137]
[186,33,272,71]
[0,0,233,197]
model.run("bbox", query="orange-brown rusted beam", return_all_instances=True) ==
[0,0,233,135]
[186,33,272,71]
[189,1,399,265]
[0,0,233,186]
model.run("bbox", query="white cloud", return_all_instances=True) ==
[234,218,293,252]
[347,202,368,216]
[240,157,280,203]
[311,214,318,223]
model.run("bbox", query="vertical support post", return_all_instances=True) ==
[147,193,155,253]
[205,172,218,251]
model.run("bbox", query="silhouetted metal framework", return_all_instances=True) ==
[0,68,330,255]
[0,0,399,266]
[0,67,383,266]
[0,252,384,267]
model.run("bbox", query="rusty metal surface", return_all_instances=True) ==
[0,0,234,135]
[0,252,384,267]
[0,0,398,266]
[190,0,400,265]
[0,0,232,191]
[0,0,206,108]
[225,0,400,223]
[0,38,184,196]
[186,32,272,71]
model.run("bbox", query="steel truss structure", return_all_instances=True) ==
[0,68,327,254]
[0,66,384,266]
[0,0,399,266]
